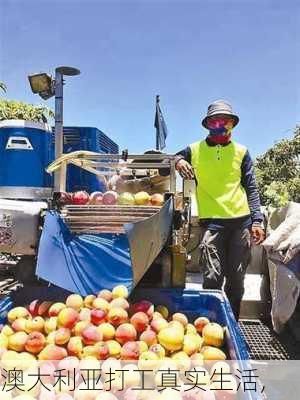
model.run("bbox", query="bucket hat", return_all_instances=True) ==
[202,100,239,128]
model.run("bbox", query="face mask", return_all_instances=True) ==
[206,117,234,144]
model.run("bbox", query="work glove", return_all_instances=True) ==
[176,159,195,180]
[251,224,265,245]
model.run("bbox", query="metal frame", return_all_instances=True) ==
[50,152,177,194]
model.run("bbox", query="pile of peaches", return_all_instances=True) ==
[0,285,235,399]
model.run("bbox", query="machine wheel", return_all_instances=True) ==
[15,256,37,285]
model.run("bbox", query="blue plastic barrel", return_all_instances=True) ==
[0,120,54,199]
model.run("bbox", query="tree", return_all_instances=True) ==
[0,99,54,123]
[255,127,300,207]
[0,81,53,123]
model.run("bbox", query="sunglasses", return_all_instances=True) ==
[206,116,234,129]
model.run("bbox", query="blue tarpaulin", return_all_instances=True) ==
[36,211,133,296]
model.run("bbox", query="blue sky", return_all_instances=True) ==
[1,0,299,158]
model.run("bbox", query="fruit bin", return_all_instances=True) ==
[0,286,264,400]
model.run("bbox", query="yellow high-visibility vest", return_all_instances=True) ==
[190,140,250,219]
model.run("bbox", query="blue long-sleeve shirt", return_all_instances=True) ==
[176,139,263,229]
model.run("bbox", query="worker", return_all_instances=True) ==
[175,100,265,319]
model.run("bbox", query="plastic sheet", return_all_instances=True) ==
[36,211,133,295]
[263,202,300,333]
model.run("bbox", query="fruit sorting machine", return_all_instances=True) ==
[44,152,191,292]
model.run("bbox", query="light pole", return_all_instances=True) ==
[28,66,80,191]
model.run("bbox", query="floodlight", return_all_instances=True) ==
[28,73,53,94]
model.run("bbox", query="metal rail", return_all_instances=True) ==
[48,152,177,193]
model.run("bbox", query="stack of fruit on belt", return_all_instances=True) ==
[0,286,238,399]
[58,191,164,207]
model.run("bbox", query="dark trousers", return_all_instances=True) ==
[199,227,251,319]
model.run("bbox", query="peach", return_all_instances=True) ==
[130,312,149,333]
[120,341,140,360]
[78,357,100,378]
[168,320,185,333]
[201,346,226,360]
[94,341,110,360]
[190,352,204,367]
[90,309,107,325]
[56,394,74,400]
[0,333,8,349]
[95,393,118,400]
[155,305,169,319]
[202,323,224,347]
[186,323,198,335]
[149,343,165,358]
[84,294,96,309]
[73,320,91,336]
[1,350,20,370]
[38,301,53,316]
[1,325,14,336]
[74,380,102,400]
[44,317,58,334]
[183,333,203,355]
[152,311,164,320]
[18,351,37,370]
[38,360,56,381]
[107,307,128,326]
[48,302,66,317]
[194,317,210,334]
[139,329,157,346]
[25,316,44,333]
[66,294,83,311]
[130,300,154,318]
[171,351,191,373]
[39,383,56,400]
[158,327,184,351]
[55,328,71,345]
[8,331,28,352]
[79,307,91,322]
[115,323,137,344]
[81,345,97,359]
[110,297,130,310]
[138,350,159,371]
[7,307,30,323]
[67,336,83,357]
[58,356,80,371]
[25,332,46,354]
[46,331,56,345]
[106,340,121,357]
[0,385,12,400]
[96,322,115,340]
[172,313,188,327]
[12,317,27,332]
[38,344,68,360]
[122,364,141,388]
[112,285,128,299]
[151,318,168,333]
[28,299,40,317]
[97,289,113,302]
[93,297,110,311]
[137,340,148,353]
[57,307,79,329]
[81,325,102,345]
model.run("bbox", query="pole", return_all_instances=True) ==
[156,94,160,151]
[54,69,64,192]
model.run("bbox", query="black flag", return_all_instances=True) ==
[154,95,168,150]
